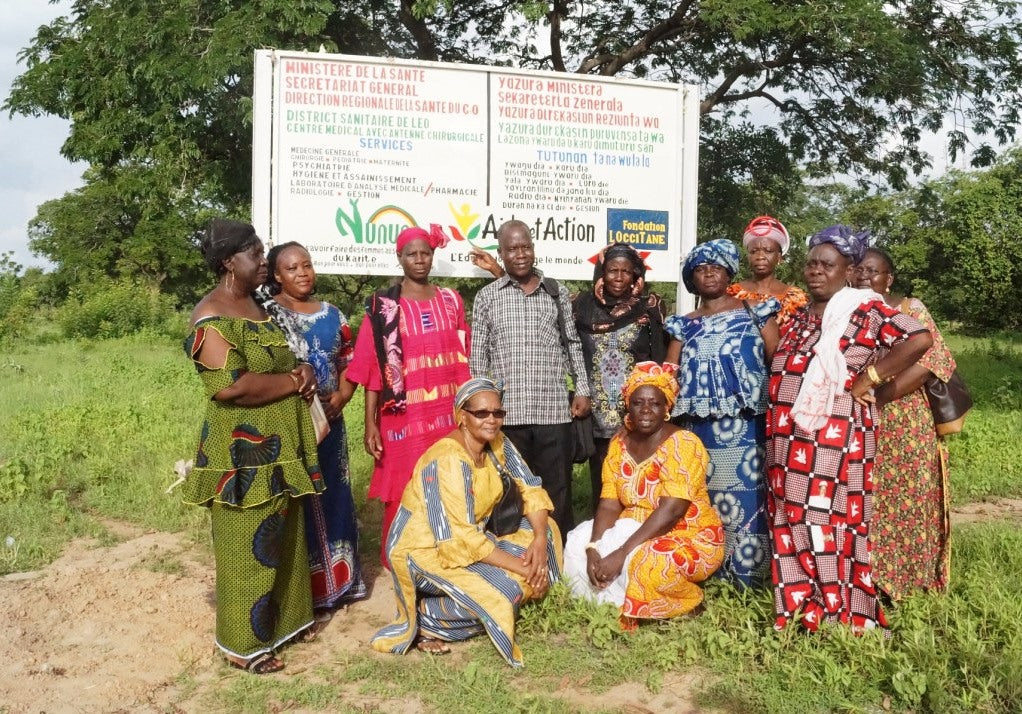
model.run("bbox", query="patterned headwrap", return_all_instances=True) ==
[808,224,871,264]
[396,224,450,254]
[573,242,651,335]
[742,215,790,256]
[681,238,740,294]
[621,361,680,412]
[455,377,505,412]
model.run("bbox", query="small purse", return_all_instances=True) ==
[924,369,973,436]
[309,394,330,444]
[484,446,524,536]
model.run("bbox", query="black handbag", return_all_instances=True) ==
[545,277,596,465]
[484,446,524,536]
[924,369,973,436]
[570,410,596,464]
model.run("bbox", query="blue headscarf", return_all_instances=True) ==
[455,377,505,411]
[681,239,740,294]
[808,225,871,264]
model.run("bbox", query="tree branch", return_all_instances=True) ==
[577,0,698,75]
[398,0,438,61]
[699,37,809,114]
[548,0,568,73]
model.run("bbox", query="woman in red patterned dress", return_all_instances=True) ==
[856,247,955,600]
[766,226,931,633]
[347,225,471,569]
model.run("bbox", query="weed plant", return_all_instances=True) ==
[1,328,1021,713]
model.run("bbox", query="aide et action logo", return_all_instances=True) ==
[333,200,666,267]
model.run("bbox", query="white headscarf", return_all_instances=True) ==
[790,287,882,432]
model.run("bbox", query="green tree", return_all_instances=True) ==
[8,0,1022,297]
[800,151,1022,329]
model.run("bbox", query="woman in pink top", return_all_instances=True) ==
[347,225,471,568]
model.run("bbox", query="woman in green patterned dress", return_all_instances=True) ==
[183,219,325,673]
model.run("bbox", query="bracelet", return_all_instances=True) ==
[288,372,301,393]
[866,365,883,386]
[585,542,600,553]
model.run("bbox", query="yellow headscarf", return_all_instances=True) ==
[621,361,680,411]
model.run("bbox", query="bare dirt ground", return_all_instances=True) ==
[0,520,708,714]
[5,500,1020,713]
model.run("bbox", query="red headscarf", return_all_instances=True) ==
[396,224,450,254]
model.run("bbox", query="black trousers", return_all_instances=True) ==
[503,422,573,541]
[587,436,612,516]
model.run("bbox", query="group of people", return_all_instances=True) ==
[183,213,956,671]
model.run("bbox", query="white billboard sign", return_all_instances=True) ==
[252,50,699,285]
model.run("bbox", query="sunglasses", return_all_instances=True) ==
[463,408,507,420]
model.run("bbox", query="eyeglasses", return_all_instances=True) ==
[856,267,889,277]
[463,408,507,420]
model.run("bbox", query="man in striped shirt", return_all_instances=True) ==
[470,220,591,539]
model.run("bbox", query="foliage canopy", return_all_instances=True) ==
[6,0,1022,304]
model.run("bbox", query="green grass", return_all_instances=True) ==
[2,327,1022,712]
[943,331,1022,503]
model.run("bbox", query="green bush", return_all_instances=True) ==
[58,278,178,339]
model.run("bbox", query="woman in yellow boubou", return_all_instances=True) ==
[563,362,724,628]
[371,378,562,667]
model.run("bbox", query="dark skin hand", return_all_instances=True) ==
[190,240,316,405]
[452,390,552,596]
[665,263,779,364]
[363,389,383,460]
[853,250,937,408]
[587,385,689,587]
[804,244,933,408]
[272,243,354,419]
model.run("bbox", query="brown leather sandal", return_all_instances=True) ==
[227,652,285,674]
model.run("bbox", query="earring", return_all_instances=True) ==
[664,411,671,422]
[227,270,235,292]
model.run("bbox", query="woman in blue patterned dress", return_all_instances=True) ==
[258,241,366,614]
[572,243,666,513]
[665,239,780,587]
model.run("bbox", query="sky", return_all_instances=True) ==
[1,0,84,269]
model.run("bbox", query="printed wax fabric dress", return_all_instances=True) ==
[766,301,926,632]
[371,435,562,668]
[564,431,724,619]
[871,298,954,600]
[665,299,779,587]
[182,316,324,660]
[347,287,471,506]
[574,293,667,439]
[271,301,367,608]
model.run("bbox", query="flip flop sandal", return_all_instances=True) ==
[415,637,451,655]
[228,652,285,674]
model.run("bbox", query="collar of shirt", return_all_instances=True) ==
[497,269,549,292]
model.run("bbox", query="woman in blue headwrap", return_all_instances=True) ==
[372,378,562,667]
[766,225,931,634]
[665,238,780,587]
